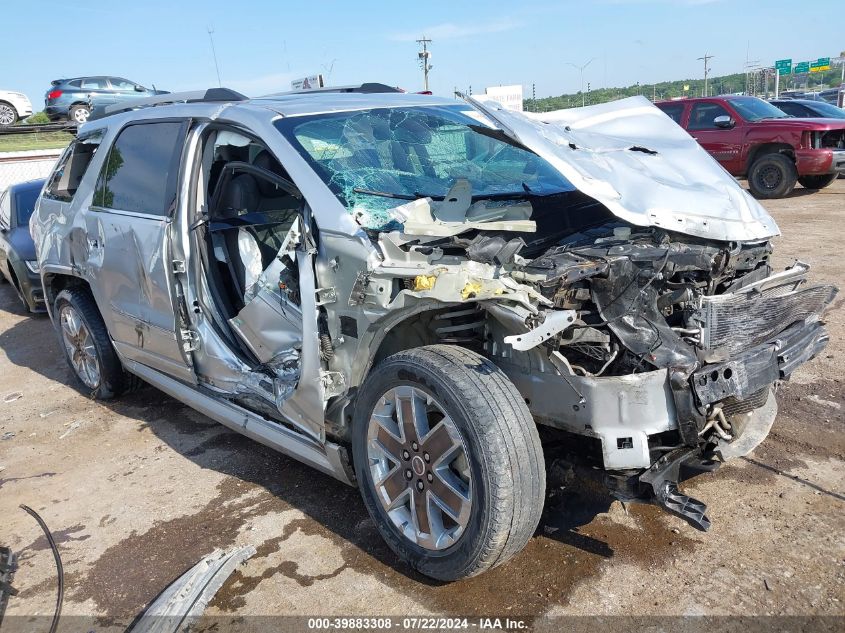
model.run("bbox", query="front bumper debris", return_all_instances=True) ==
[639,448,720,531]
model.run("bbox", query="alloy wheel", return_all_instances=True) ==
[60,305,100,389]
[73,107,90,123]
[0,104,15,126]
[367,385,472,551]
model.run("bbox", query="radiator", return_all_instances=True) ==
[693,263,837,354]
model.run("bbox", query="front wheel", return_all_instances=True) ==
[747,153,797,199]
[798,173,837,190]
[352,345,545,581]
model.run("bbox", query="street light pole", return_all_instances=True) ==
[566,58,595,107]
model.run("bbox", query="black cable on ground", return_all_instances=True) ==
[19,505,63,633]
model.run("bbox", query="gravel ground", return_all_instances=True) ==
[0,180,843,628]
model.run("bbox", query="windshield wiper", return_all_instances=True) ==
[352,188,428,201]
[353,185,563,203]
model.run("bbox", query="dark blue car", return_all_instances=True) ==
[0,179,46,312]
[770,99,845,119]
[44,76,165,124]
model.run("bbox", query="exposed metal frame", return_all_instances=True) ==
[123,358,354,485]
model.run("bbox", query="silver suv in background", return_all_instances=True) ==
[31,87,836,580]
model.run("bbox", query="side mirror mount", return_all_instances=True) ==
[714,115,735,129]
[134,85,146,92]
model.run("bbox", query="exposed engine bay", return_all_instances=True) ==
[320,183,836,530]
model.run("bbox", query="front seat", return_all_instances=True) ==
[217,173,263,306]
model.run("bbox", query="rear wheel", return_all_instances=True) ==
[54,288,133,399]
[69,104,90,124]
[748,153,797,199]
[352,345,545,581]
[0,102,17,127]
[798,173,837,190]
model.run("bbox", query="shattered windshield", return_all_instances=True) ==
[275,105,573,230]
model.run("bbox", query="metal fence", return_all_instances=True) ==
[0,149,64,191]
[0,123,76,190]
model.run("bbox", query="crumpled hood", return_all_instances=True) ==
[467,95,780,242]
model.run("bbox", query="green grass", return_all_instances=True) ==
[0,132,73,153]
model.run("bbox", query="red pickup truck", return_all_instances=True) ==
[656,95,845,198]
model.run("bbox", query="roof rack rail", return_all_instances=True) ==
[89,88,249,121]
[262,82,403,97]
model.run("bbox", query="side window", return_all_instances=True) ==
[110,78,136,91]
[43,132,103,202]
[688,103,732,130]
[658,103,685,124]
[776,102,805,117]
[80,77,107,90]
[93,121,187,216]
[0,191,10,228]
[67,80,82,89]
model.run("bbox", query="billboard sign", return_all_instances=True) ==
[291,74,325,90]
[484,84,524,112]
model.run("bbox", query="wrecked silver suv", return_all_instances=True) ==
[31,86,836,581]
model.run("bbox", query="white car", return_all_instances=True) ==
[0,90,34,126]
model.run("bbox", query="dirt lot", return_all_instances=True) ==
[1,181,843,628]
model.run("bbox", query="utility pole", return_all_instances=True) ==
[207,26,222,87]
[416,37,432,92]
[697,53,714,97]
[566,58,595,107]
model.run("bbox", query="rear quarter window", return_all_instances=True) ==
[43,132,103,202]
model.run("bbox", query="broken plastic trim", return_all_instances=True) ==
[127,546,256,633]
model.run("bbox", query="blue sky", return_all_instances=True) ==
[4,0,843,106]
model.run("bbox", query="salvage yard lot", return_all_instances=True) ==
[0,181,843,627]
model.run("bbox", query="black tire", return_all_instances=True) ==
[68,104,90,124]
[798,173,837,190]
[352,344,545,581]
[53,288,133,399]
[747,153,797,199]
